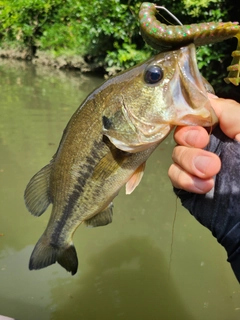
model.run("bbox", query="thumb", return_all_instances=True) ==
[208,94,240,142]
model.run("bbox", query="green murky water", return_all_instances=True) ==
[0,59,239,320]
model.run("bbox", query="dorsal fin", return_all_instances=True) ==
[125,162,146,195]
[85,203,113,227]
[24,163,52,216]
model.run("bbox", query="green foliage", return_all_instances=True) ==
[105,42,151,75]
[0,0,146,69]
[183,0,218,17]
[0,0,239,92]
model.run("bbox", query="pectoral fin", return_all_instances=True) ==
[24,163,52,216]
[85,203,113,228]
[126,162,146,195]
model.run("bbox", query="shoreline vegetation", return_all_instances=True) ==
[0,0,239,99]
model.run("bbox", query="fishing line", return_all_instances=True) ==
[168,120,213,279]
[168,192,179,280]
[155,6,183,26]
[205,123,214,151]
[155,11,175,27]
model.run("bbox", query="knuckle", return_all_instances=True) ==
[172,146,191,167]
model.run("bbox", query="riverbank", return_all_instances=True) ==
[0,45,97,73]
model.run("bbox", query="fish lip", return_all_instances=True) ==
[180,44,204,92]
[169,44,218,126]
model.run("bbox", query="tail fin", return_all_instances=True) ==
[29,235,78,275]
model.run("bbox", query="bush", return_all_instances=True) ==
[0,0,239,96]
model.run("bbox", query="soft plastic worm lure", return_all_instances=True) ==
[139,2,240,85]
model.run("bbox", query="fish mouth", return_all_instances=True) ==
[122,44,218,139]
[168,44,218,126]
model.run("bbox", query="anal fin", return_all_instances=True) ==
[85,203,113,228]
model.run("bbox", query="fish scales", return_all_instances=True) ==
[47,104,120,235]
[24,44,218,275]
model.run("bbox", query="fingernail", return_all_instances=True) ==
[192,177,214,193]
[193,155,213,175]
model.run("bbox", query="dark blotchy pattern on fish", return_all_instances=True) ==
[51,139,103,242]
[102,116,112,130]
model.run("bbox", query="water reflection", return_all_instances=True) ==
[50,237,194,320]
[0,58,240,320]
[0,246,52,320]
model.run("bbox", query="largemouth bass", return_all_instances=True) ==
[24,44,217,275]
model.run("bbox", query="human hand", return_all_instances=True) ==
[168,95,240,194]
[168,95,240,282]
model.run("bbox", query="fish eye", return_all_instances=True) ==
[144,65,163,84]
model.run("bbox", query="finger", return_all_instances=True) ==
[174,126,210,148]
[168,163,215,194]
[172,146,221,179]
[208,95,240,142]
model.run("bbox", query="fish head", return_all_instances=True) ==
[102,43,218,152]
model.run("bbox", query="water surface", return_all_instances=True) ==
[0,59,239,320]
